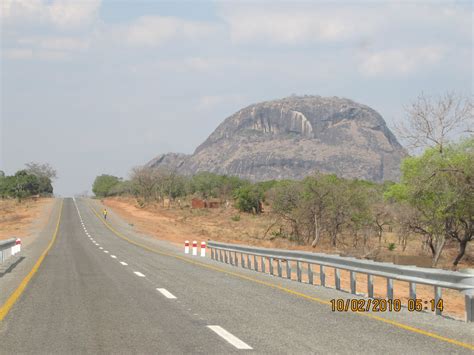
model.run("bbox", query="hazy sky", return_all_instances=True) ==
[1,0,472,196]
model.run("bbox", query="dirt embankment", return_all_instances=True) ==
[0,198,55,241]
[103,196,472,320]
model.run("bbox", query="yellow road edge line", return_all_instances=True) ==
[0,199,64,321]
[88,202,474,351]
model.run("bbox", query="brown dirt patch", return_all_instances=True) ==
[0,198,55,241]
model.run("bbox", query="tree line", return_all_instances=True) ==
[92,92,472,268]
[0,162,56,201]
[92,137,472,268]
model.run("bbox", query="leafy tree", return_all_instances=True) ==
[385,138,473,267]
[8,170,40,201]
[92,175,121,197]
[190,172,247,199]
[234,185,264,214]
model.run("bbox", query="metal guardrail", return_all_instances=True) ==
[0,238,20,265]
[207,241,474,322]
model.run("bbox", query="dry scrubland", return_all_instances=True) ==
[104,196,473,320]
[0,198,54,241]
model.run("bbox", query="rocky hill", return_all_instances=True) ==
[147,96,407,182]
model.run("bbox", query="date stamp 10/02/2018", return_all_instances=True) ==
[330,298,444,313]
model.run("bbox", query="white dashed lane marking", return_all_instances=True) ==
[99,247,103,250]
[104,250,109,254]
[134,271,145,277]
[111,255,117,259]
[207,326,253,350]
[156,288,177,299]
[120,262,128,266]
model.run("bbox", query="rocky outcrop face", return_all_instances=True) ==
[147,96,407,182]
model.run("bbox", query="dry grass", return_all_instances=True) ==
[0,198,54,240]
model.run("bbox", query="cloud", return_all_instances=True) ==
[1,0,101,29]
[3,48,33,59]
[121,16,217,47]
[219,2,471,47]
[19,36,90,51]
[359,46,446,77]
[219,4,380,45]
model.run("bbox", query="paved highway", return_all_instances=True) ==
[0,198,473,354]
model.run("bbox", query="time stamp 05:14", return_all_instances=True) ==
[330,298,444,313]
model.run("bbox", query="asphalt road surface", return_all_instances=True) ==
[0,198,472,354]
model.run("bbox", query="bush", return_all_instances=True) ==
[231,215,241,222]
[92,175,121,197]
[234,185,264,214]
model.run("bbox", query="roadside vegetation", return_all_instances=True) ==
[93,93,473,269]
[0,162,56,201]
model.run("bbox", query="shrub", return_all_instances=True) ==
[92,175,121,197]
[234,185,264,214]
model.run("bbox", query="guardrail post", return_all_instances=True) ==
[269,257,274,275]
[224,250,229,264]
[219,250,223,262]
[261,256,266,273]
[247,254,251,269]
[241,253,246,268]
[460,269,474,322]
[286,260,291,279]
[350,271,356,294]
[254,255,258,271]
[234,252,238,267]
[466,291,474,322]
[434,286,442,316]
[297,261,302,282]
[277,259,282,277]
[409,282,416,299]
[229,251,234,265]
[368,275,374,298]
[335,268,341,290]
[308,264,313,285]
[210,248,214,260]
[387,278,394,300]
[320,265,326,286]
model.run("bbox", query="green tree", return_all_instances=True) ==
[92,175,121,197]
[386,138,473,267]
[234,184,264,214]
[11,170,40,201]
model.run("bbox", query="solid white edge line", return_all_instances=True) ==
[207,326,252,350]
[120,261,128,266]
[156,288,177,299]
[134,271,145,277]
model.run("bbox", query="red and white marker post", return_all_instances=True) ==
[192,241,198,256]
[184,240,190,254]
[13,238,21,255]
[200,241,206,257]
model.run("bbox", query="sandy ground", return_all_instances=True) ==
[103,197,470,320]
[0,198,55,243]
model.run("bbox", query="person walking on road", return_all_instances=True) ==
[103,208,108,220]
